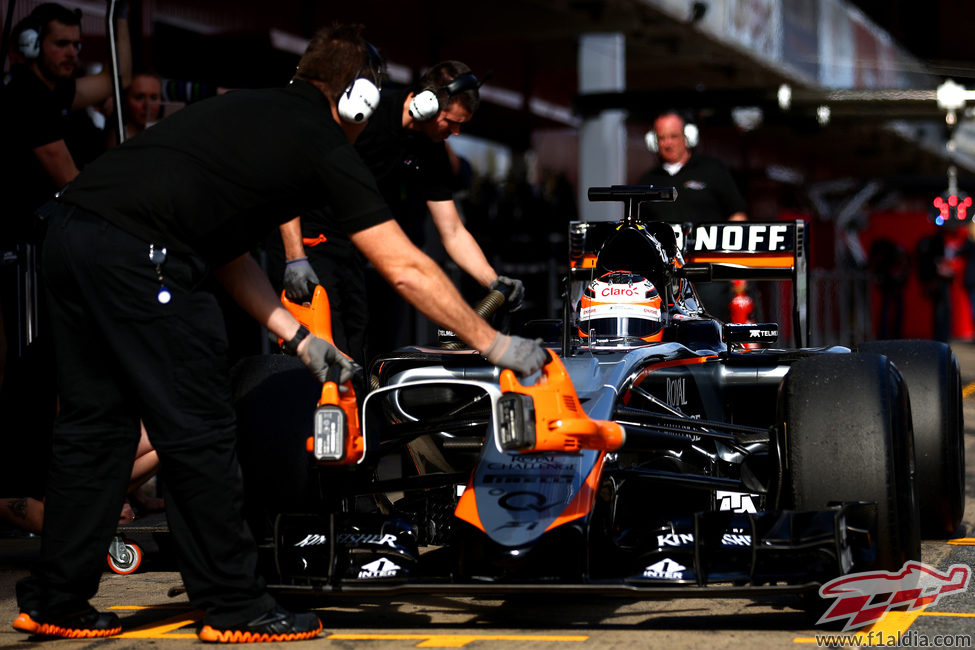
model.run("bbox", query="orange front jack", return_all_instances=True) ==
[498,351,624,453]
[281,287,364,465]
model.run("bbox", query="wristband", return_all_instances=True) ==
[281,324,310,356]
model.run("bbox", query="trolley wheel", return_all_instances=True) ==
[107,538,143,575]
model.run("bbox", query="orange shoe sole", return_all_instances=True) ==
[198,619,323,643]
[12,612,121,638]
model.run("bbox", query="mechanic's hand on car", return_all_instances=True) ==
[483,333,547,377]
[283,257,320,303]
[298,334,358,385]
[490,275,525,311]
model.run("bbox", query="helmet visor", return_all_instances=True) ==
[580,303,663,343]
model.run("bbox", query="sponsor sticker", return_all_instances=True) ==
[693,224,791,252]
[293,534,327,547]
[337,533,398,548]
[357,558,401,579]
[643,558,688,580]
[656,532,753,547]
[716,490,759,513]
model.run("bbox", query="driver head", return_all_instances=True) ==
[578,270,663,348]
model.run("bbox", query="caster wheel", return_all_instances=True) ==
[107,538,143,574]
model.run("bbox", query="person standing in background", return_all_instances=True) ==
[636,111,748,321]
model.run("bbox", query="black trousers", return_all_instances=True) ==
[16,203,275,627]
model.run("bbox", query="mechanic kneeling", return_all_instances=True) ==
[12,23,546,643]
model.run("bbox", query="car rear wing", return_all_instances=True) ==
[568,218,809,347]
[682,221,808,347]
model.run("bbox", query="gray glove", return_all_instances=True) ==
[298,334,358,385]
[283,257,320,303]
[483,333,548,377]
[490,275,525,311]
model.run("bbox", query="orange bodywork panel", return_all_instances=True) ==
[542,452,604,532]
[688,254,794,269]
[452,455,604,535]
[453,480,484,532]
[622,355,717,407]
[569,254,598,269]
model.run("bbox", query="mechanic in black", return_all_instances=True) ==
[635,111,747,224]
[14,24,547,642]
[271,61,523,364]
[635,111,749,322]
[0,1,130,518]
[1,2,131,246]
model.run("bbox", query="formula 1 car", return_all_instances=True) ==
[232,185,964,600]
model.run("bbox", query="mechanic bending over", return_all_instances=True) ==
[271,61,524,365]
[11,23,546,643]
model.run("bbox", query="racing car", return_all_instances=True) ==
[232,185,964,600]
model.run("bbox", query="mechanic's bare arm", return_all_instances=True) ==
[729,211,748,222]
[279,217,307,261]
[350,219,497,352]
[72,10,131,110]
[213,253,305,346]
[32,140,79,188]
[428,199,497,288]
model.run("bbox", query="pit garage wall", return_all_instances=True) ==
[763,210,971,348]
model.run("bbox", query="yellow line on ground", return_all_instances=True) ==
[326,634,588,647]
[963,382,975,398]
[104,606,589,644]
[948,538,975,545]
[918,611,975,617]
[793,609,922,645]
[109,605,196,610]
[117,611,203,639]
[105,606,202,639]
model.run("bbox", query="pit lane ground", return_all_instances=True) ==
[1,344,974,649]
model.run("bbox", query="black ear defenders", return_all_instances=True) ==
[408,72,480,122]
[17,5,83,60]
[337,41,384,124]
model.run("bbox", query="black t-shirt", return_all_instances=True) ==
[0,67,76,246]
[635,153,747,224]
[61,80,390,267]
[348,88,453,244]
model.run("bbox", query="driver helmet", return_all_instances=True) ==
[578,270,663,347]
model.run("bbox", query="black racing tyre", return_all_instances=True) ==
[857,340,965,537]
[776,353,920,570]
[231,354,321,541]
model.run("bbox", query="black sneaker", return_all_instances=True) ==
[12,607,121,638]
[198,607,322,643]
